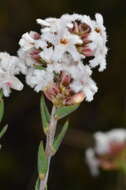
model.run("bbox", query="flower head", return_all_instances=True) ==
[18,13,107,105]
[86,129,126,176]
[0,52,24,96]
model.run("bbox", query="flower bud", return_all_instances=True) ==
[66,92,85,105]
[60,72,71,86]
[33,32,41,40]
[30,49,41,62]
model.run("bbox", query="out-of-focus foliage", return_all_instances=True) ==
[0,0,126,189]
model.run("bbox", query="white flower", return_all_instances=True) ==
[37,17,58,26]
[39,47,54,64]
[0,52,24,96]
[0,70,23,97]
[40,27,83,62]
[0,52,25,74]
[26,68,53,92]
[94,129,126,155]
[68,63,98,102]
[19,31,45,51]
[95,13,107,42]
[37,15,83,62]
[60,13,107,71]
[19,32,35,51]
[89,13,108,71]
[85,129,126,176]
[51,32,82,62]
[18,48,36,68]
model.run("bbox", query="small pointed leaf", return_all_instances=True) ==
[0,125,8,139]
[52,121,69,154]
[40,95,50,134]
[0,91,4,123]
[38,141,48,179]
[55,104,79,120]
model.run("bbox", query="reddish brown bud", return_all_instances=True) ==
[30,49,41,61]
[109,142,126,155]
[44,84,60,102]
[60,72,71,86]
[83,48,94,57]
[66,92,85,105]
[33,32,41,40]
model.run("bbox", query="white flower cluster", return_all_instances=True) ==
[18,13,107,103]
[94,129,126,155]
[0,52,25,96]
[86,129,126,176]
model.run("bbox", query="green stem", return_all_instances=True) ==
[39,106,57,190]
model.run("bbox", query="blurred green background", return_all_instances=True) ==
[0,0,126,189]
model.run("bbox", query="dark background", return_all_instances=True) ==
[0,0,126,189]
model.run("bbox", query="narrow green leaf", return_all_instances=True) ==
[42,95,50,122]
[52,121,69,154]
[55,104,79,120]
[0,91,4,123]
[38,141,48,180]
[40,95,50,134]
[35,177,40,190]
[0,125,8,139]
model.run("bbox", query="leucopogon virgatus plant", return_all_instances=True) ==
[0,13,107,190]
[86,129,126,176]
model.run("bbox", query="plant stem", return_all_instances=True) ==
[40,106,57,190]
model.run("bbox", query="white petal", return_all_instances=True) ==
[36,18,50,26]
